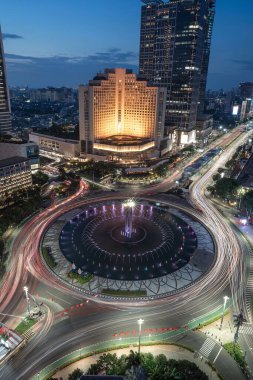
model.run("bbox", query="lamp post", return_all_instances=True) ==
[233,310,247,343]
[219,296,229,330]
[24,286,31,317]
[138,318,144,353]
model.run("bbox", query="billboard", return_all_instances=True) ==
[232,105,239,116]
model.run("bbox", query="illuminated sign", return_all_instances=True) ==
[232,105,239,116]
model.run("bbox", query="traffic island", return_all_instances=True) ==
[41,198,216,303]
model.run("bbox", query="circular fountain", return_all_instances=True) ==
[59,199,198,281]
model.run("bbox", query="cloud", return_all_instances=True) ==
[6,55,35,65]
[86,48,137,64]
[4,48,138,87]
[231,58,253,71]
[2,33,23,40]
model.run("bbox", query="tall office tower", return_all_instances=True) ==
[139,0,215,145]
[198,0,215,114]
[79,68,166,162]
[239,82,253,100]
[0,26,12,135]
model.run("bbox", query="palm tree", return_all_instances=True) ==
[125,350,147,380]
[125,350,142,369]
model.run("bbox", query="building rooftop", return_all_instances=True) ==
[29,132,79,144]
[0,136,27,144]
[0,156,29,168]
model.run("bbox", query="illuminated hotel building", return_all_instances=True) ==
[139,0,215,145]
[79,68,167,161]
[0,26,12,135]
[0,156,32,200]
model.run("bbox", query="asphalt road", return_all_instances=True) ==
[0,124,252,380]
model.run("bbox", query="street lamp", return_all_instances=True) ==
[24,286,31,317]
[138,318,144,353]
[219,296,229,330]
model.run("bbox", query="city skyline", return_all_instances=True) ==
[1,0,253,89]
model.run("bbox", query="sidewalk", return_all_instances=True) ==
[54,345,219,380]
[200,313,234,345]
[170,330,245,380]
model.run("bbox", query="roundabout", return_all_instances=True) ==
[0,124,251,380]
[42,198,215,301]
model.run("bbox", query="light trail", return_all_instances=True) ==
[190,128,253,314]
[0,123,252,379]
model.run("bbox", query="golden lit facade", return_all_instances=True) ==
[79,68,166,161]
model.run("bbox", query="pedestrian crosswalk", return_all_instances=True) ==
[239,323,253,336]
[199,338,216,358]
[22,329,35,341]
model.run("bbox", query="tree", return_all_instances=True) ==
[125,350,142,369]
[58,166,66,180]
[86,362,103,375]
[170,359,208,380]
[32,171,49,186]
[241,190,253,212]
[213,178,239,200]
[212,173,221,182]
[86,351,208,380]
[140,353,156,375]
[68,368,83,380]
[153,164,168,177]
[225,159,235,169]
[206,185,215,195]
[125,351,147,380]
[86,353,126,376]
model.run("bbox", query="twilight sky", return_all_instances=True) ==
[1,0,253,90]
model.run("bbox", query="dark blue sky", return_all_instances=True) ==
[1,0,253,89]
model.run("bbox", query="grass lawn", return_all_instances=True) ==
[42,247,57,268]
[68,271,93,284]
[102,289,147,297]
[223,342,247,370]
[15,318,37,335]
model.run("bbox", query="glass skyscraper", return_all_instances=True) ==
[139,0,215,144]
[0,26,12,135]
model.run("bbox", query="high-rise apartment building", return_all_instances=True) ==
[79,68,167,162]
[139,0,215,145]
[0,26,12,135]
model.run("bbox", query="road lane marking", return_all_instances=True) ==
[46,291,72,305]
[213,347,222,363]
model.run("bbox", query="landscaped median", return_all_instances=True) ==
[15,317,37,335]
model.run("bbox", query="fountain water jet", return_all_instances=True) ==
[122,199,136,238]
